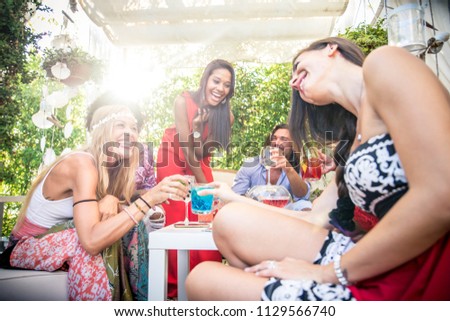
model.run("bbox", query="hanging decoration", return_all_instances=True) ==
[64,122,73,139]
[43,147,56,166]
[32,109,53,129]
[50,62,71,80]
[46,89,70,109]
[387,2,427,52]
[40,136,46,152]
[386,0,449,61]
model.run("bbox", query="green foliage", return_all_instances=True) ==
[1,54,88,236]
[140,70,197,149]
[213,62,292,169]
[339,19,388,56]
[0,0,50,184]
[138,63,292,171]
[42,47,105,83]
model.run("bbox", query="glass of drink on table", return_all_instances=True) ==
[191,183,215,226]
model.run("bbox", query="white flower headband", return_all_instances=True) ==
[91,112,137,131]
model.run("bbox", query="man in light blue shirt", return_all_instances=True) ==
[231,124,312,211]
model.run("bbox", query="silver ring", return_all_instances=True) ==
[169,193,173,199]
[267,260,276,270]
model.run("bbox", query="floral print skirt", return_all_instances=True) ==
[9,221,148,301]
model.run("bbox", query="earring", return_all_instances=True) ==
[221,98,227,105]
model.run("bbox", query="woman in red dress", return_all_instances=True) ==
[156,59,235,298]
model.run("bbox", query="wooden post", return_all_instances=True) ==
[0,196,26,236]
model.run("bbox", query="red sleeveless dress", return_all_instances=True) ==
[349,231,450,300]
[350,207,450,300]
[156,92,222,298]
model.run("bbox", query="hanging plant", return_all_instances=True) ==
[42,47,105,86]
[339,18,388,56]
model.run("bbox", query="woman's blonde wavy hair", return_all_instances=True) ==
[86,105,139,203]
[13,105,139,233]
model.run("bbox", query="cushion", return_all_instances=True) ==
[0,268,68,301]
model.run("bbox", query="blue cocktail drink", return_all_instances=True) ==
[191,185,214,214]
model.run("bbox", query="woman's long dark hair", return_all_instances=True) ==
[289,37,365,232]
[263,123,301,173]
[191,59,235,150]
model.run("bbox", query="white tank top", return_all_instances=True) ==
[26,152,95,228]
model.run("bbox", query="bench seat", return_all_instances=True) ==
[0,268,68,300]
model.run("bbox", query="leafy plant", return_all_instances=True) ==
[339,18,388,56]
[1,54,87,236]
[42,47,105,83]
[1,1,50,175]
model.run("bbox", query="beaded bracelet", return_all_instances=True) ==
[123,207,138,225]
[134,201,147,216]
[333,254,349,286]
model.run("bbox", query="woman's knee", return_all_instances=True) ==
[186,261,219,300]
[213,202,251,236]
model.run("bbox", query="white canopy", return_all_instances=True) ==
[79,0,349,45]
[78,0,354,64]
[41,0,449,89]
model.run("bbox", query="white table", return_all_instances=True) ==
[148,224,217,301]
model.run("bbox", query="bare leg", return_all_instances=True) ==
[213,202,328,268]
[186,261,268,300]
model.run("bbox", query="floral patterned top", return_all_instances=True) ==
[344,133,409,218]
[135,144,157,191]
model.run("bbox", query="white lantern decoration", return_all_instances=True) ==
[64,122,73,138]
[32,110,53,129]
[66,103,73,119]
[42,84,48,97]
[65,86,79,99]
[43,148,56,166]
[46,90,69,109]
[51,62,71,80]
[40,136,46,152]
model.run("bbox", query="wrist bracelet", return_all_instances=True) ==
[138,195,154,210]
[123,207,138,225]
[134,201,147,216]
[333,254,349,286]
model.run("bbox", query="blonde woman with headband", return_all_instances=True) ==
[0,100,188,300]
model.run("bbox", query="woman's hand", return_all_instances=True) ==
[317,150,336,174]
[197,181,240,204]
[192,108,209,130]
[142,174,189,205]
[98,195,120,221]
[244,257,324,282]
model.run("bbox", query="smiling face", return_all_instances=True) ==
[289,45,336,106]
[109,114,139,161]
[270,128,293,157]
[204,68,232,106]
[90,106,139,164]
